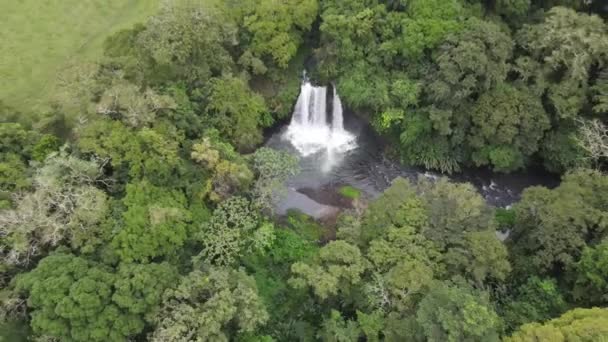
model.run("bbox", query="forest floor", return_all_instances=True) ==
[0,0,158,114]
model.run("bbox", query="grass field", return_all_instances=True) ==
[0,0,159,114]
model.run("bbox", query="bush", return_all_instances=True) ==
[339,185,362,199]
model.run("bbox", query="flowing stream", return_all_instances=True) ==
[266,79,558,219]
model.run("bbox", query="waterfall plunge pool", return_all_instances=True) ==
[265,80,558,221]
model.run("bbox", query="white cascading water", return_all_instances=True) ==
[283,80,357,165]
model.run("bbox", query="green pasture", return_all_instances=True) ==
[0,0,159,114]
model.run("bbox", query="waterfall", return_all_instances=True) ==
[283,79,357,163]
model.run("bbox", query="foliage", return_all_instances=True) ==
[496,208,516,231]
[4,1,608,341]
[576,119,608,167]
[358,177,427,246]
[13,253,152,341]
[77,119,181,184]
[505,308,608,342]
[517,7,608,85]
[0,123,59,195]
[427,18,513,109]
[468,84,550,172]
[191,136,253,202]
[502,277,568,332]
[570,242,608,306]
[1,153,109,265]
[244,0,319,69]
[285,210,325,242]
[416,283,501,342]
[290,241,367,300]
[240,227,319,341]
[251,147,300,212]
[195,197,266,266]
[496,0,531,18]
[112,180,191,263]
[540,125,588,173]
[418,178,495,250]
[205,76,270,151]
[136,0,237,86]
[112,262,178,321]
[150,267,268,342]
[318,310,361,342]
[96,80,176,128]
[509,169,608,276]
[401,0,464,58]
[444,231,511,286]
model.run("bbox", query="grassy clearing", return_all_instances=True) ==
[0,0,159,114]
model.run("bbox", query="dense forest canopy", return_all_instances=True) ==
[1,0,608,341]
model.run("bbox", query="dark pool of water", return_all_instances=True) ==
[265,111,559,219]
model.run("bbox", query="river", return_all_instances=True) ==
[265,80,559,220]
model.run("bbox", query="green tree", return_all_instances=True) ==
[540,125,588,173]
[570,242,608,306]
[0,154,30,197]
[318,310,361,342]
[136,0,238,85]
[191,136,253,202]
[365,258,436,313]
[112,262,178,322]
[0,123,59,195]
[444,230,511,286]
[502,277,567,332]
[428,18,513,110]
[244,0,318,69]
[290,240,367,300]
[1,153,109,265]
[112,180,191,263]
[195,197,269,266]
[251,147,300,213]
[358,177,427,246]
[205,76,270,151]
[509,169,608,276]
[150,268,268,342]
[77,119,181,184]
[419,178,496,250]
[496,0,531,18]
[591,71,608,115]
[96,80,176,128]
[517,7,608,85]
[402,0,464,58]
[505,308,608,342]
[14,253,143,342]
[416,283,501,342]
[468,84,551,171]
[365,222,442,311]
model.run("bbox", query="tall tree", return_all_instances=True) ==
[205,76,270,151]
[112,180,191,263]
[509,169,608,276]
[150,267,268,342]
[1,153,109,265]
[136,0,238,86]
[505,308,608,341]
[416,282,501,342]
[467,84,551,171]
[14,254,144,342]
[290,240,367,300]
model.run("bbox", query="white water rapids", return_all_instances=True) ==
[283,81,357,172]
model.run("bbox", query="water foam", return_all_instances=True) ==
[283,81,357,161]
